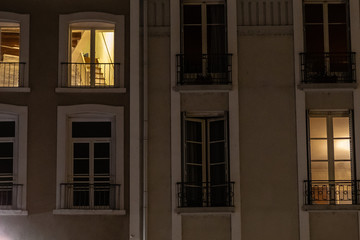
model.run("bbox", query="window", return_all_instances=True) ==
[305,111,355,205]
[58,13,125,90]
[55,105,124,214]
[0,12,29,89]
[177,112,233,207]
[301,0,355,83]
[0,104,27,214]
[177,0,231,85]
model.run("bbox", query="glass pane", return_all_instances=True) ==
[210,142,225,163]
[185,120,202,142]
[305,25,324,52]
[334,139,350,160]
[209,120,224,141]
[186,164,202,183]
[207,4,225,24]
[184,5,201,24]
[0,142,13,158]
[328,4,346,23]
[73,143,89,158]
[333,117,349,138]
[73,160,89,175]
[94,159,110,175]
[95,30,115,86]
[207,25,226,55]
[210,164,226,184]
[304,4,323,23]
[0,26,20,61]
[71,30,91,63]
[329,24,348,53]
[0,122,15,137]
[0,159,12,174]
[94,143,110,158]
[310,140,328,160]
[311,162,328,180]
[310,117,327,138]
[335,161,351,180]
[72,122,111,138]
[186,142,202,164]
[184,26,202,73]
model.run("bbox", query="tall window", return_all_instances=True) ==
[0,23,23,87]
[178,113,233,207]
[177,0,231,85]
[302,0,354,83]
[307,111,354,204]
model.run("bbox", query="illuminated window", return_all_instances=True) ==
[178,112,233,207]
[177,0,231,85]
[307,111,355,204]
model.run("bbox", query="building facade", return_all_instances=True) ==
[0,0,359,240]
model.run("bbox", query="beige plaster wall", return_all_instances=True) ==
[0,0,130,239]
[306,92,354,109]
[147,31,172,240]
[181,93,229,112]
[238,34,299,240]
[182,215,231,240]
[309,212,359,240]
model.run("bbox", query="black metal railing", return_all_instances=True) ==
[304,180,360,205]
[59,183,121,210]
[176,54,232,85]
[61,62,120,88]
[0,183,23,209]
[300,52,356,83]
[177,181,234,207]
[0,62,25,87]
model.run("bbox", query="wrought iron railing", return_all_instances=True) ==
[59,183,121,210]
[304,180,360,205]
[0,183,23,210]
[61,62,120,88]
[177,181,234,207]
[0,62,25,87]
[176,54,232,85]
[300,52,356,83]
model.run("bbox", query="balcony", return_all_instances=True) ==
[300,52,356,84]
[176,54,232,85]
[304,180,360,205]
[177,182,234,208]
[0,62,25,87]
[0,183,23,210]
[61,62,120,88]
[59,183,121,210]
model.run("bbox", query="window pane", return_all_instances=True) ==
[207,4,225,24]
[333,117,349,138]
[207,25,226,54]
[186,165,202,183]
[72,122,111,138]
[209,120,224,141]
[304,4,323,23]
[0,142,13,158]
[0,26,20,61]
[329,24,348,53]
[0,159,12,175]
[71,30,91,63]
[210,164,226,184]
[0,122,15,137]
[73,143,89,158]
[335,161,351,180]
[209,142,225,163]
[310,117,327,138]
[185,120,202,142]
[73,160,89,175]
[94,143,110,158]
[311,162,328,180]
[334,139,350,160]
[310,140,328,160]
[184,5,201,24]
[94,159,110,175]
[305,25,324,52]
[328,4,346,23]
[95,30,115,86]
[186,142,202,164]
[184,26,202,73]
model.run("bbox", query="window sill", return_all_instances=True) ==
[173,84,232,92]
[0,87,30,92]
[0,210,28,216]
[55,87,126,93]
[176,207,235,214]
[297,83,357,91]
[303,205,360,211]
[53,209,126,215]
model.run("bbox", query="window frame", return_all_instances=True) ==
[57,12,125,92]
[54,105,125,215]
[0,12,29,91]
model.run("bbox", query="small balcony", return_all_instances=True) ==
[300,52,356,84]
[177,181,234,208]
[61,62,120,88]
[176,54,232,85]
[59,183,121,210]
[0,183,23,210]
[0,62,25,87]
[304,180,360,205]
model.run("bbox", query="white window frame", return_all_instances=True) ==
[54,104,125,215]
[0,12,30,92]
[0,104,27,215]
[57,12,125,93]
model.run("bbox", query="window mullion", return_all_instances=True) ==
[327,115,335,181]
[90,29,96,87]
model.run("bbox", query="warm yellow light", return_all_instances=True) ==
[334,139,351,160]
